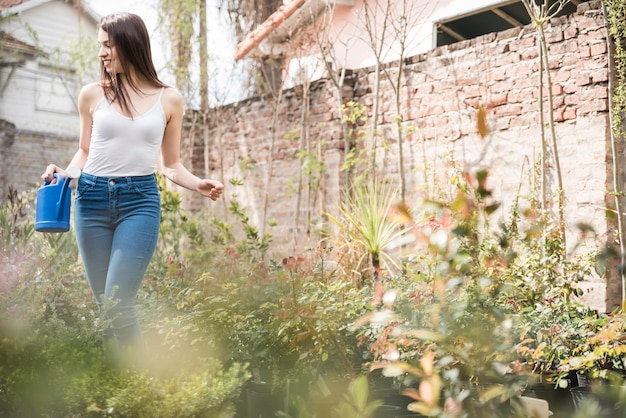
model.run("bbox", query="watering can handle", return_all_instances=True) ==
[43,172,65,186]
[44,166,80,185]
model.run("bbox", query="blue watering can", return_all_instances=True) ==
[35,173,73,233]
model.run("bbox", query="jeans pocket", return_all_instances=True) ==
[129,182,159,199]
[75,176,97,200]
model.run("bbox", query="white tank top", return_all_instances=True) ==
[83,88,166,177]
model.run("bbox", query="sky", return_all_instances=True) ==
[85,0,157,23]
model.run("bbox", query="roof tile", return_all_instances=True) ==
[0,0,25,11]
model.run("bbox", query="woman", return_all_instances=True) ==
[41,12,223,364]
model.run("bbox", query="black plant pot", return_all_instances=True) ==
[374,404,402,418]
[245,383,281,418]
[370,387,427,417]
[575,372,591,387]
[570,385,622,414]
[570,385,595,409]
[523,382,575,417]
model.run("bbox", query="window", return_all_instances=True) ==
[436,0,584,47]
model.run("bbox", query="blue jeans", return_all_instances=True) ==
[74,172,160,358]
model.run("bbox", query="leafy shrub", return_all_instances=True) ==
[0,186,250,417]
[352,168,601,417]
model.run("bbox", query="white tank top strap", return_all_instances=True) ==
[94,95,108,111]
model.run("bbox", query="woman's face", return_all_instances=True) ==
[97,28,121,75]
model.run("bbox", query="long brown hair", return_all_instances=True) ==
[99,13,166,115]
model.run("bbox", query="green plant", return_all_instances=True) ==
[521,0,571,246]
[201,272,292,378]
[340,100,370,176]
[192,251,371,384]
[334,375,383,418]
[604,0,626,309]
[513,299,598,386]
[326,179,408,283]
[272,259,373,383]
[0,186,251,417]
[353,169,547,418]
[494,219,595,387]
[96,363,248,417]
[0,292,101,415]
[571,377,626,418]
[559,311,626,382]
[0,186,35,257]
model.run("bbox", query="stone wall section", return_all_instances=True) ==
[2,129,76,198]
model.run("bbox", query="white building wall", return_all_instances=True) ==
[325,0,530,70]
[0,0,99,137]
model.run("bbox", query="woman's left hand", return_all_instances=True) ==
[197,179,224,201]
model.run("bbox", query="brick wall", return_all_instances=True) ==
[3,130,76,197]
[0,120,16,192]
[188,2,618,311]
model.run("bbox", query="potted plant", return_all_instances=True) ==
[559,311,626,381]
[350,170,537,417]
[511,299,597,416]
[558,311,626,411]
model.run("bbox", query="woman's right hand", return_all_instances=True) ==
[41,164,62,183]
[41,164,81,183]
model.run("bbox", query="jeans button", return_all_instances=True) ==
[109,180,115,186]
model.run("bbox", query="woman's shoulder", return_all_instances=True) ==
[161,86,184,104]
[81,81,103,94]
[79,82,104,102]
[78,82,104,110]
[161,86,184,116]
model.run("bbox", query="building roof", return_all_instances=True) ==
[0,0,99,23]
[233,0,355,61]
[234,0,307,61]
[0,31,37,55]
[0,0,24,9]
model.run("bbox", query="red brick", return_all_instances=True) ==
[563,108,577,120]
[488,93,508,107]
[494,104,522,117]
[576,73,592,86]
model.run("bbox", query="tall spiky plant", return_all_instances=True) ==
[326,180,408,282]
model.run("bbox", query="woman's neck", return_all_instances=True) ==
[118,71,153,94]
